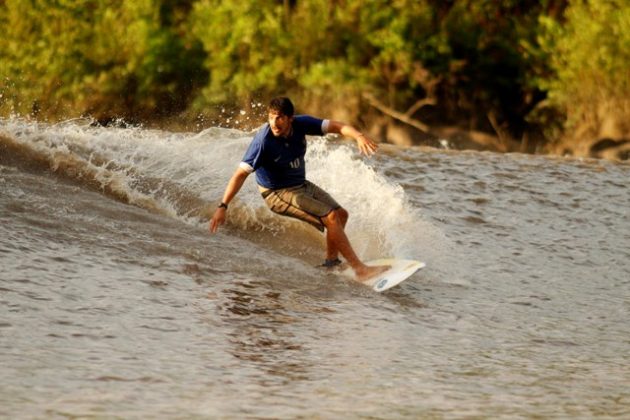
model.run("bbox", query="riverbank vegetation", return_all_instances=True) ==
[1,0,629,159]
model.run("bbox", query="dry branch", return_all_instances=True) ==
[362,92,431,133]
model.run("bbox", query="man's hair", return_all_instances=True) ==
[268,97,294,117]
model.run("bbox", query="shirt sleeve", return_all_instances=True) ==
[240,132,265,173]
[321,119,330,134]
[296,115,326,136]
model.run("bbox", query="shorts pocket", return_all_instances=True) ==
[265,192,290,215]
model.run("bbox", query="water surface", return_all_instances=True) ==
[1,119,629,418]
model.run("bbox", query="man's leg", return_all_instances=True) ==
[325,207,347,261]
[322,209,389,282]
[263,183,388,281]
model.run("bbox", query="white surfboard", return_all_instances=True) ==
[342,258,426,292]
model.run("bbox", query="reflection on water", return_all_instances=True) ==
[220,281,306,371]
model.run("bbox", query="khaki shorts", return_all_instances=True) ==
[261,181,341,232]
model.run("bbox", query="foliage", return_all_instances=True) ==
[1,0,628,154]
[0,0,92,117]
[534,0,630,144]
[189,0,289,108]
[0,0,204,121]
[189,0,558,137]
[300,0,441,103]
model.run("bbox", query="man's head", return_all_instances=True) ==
[268,97,294,117]
[268,97,294,137]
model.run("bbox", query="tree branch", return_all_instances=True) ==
[362,92,431,133]
[487,110,520,152]
[405,97,437,117]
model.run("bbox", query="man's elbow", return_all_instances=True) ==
[234,167,251,181]
[327,120,346,134]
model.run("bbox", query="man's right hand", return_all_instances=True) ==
[209,167,250,234]
[209,207,226,233]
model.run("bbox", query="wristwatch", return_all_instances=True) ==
[218,202,228,209]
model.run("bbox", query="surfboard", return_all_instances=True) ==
[342,258,426,292]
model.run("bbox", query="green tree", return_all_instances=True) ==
[299,0,441,103]
[0,0,94,117]
[535,0,630,150]
[189,0,290,109]
[0,0,204,121]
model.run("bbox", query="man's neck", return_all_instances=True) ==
[277,125,293,139]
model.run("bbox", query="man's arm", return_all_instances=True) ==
[326,120,378,156]
[209,167,250,233]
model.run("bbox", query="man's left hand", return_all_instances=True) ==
[356,134,378,156]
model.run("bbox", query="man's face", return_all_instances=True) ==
[268,110,293,137]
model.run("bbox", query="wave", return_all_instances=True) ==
[0,118,450,268]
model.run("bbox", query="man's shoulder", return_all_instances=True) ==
[293,115,324,135]
[294,115,322,124]
[252,124,273,144]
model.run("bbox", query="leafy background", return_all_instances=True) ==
[1,0,629,159]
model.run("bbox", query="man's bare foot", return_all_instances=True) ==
[355,264,390,283]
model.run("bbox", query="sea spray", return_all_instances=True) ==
[306,138,459,280]
[1,118,458,278]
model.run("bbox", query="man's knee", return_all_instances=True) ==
[337,207,348,225]
[323,207,348,227]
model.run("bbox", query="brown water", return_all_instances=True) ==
[1,119,629,418]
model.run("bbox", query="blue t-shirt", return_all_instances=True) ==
[240,115,328,189]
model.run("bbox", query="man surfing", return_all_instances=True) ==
[209,97,388,282]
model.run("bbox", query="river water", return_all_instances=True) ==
[1,119,629,418]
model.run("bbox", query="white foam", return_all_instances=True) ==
[305,138,451,263]
[1,119,454,271]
